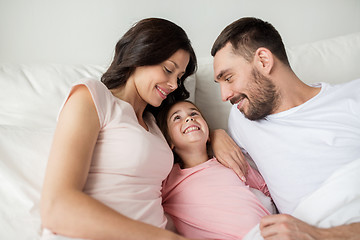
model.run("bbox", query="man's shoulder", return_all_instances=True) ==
[326,78,360,91]
[320,78,360,102]
[342,78,360,90]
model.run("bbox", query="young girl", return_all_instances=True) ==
[157,100,274,239]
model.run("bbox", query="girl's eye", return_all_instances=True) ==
[190,111,198,116]
[173,115,180,121]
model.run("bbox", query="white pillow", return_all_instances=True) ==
[0,64,105,128]
[194,57,230,131]
[184,74,196,103]
[287,32,360,85]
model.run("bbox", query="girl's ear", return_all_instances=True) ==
[170,142,175,150]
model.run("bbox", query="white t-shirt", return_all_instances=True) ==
[228,79,360,214]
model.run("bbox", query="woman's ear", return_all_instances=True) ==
[254,47,274,75]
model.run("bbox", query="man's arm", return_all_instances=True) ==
[260,214,360,240]
[210,129,248,181]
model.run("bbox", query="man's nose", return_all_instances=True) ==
[221,85,233,102]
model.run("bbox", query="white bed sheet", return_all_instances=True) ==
[243,158,360,240]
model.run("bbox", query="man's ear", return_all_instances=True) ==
[254,47,274,75]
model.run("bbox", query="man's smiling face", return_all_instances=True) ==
[213,43,279,120]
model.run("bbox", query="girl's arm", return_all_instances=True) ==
[41,85,187,240]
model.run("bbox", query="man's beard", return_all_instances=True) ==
[234,68,279,121]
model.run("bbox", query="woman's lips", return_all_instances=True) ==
[156,85,169,99]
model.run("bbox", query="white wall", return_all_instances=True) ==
[1,0,359,65]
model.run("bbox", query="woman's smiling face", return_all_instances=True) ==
[133,49,190,108]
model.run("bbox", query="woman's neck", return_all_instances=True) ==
[110,84,148,130]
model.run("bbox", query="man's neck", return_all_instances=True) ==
[272,69,321,114]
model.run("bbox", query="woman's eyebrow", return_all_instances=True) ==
[168,60,179,68]
[168,60,186,74]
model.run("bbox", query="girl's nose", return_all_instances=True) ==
[185,117,194,123]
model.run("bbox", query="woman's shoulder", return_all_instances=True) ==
[73,78,109,96]
[67,78,113,127]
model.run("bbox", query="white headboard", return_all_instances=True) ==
[1,0,359,65]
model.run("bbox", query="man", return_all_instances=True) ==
[211,17,360,239]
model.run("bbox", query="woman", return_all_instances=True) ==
[40,18,197,240]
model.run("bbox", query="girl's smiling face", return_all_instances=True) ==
[166,101,209,151]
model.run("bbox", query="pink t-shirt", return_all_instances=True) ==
[42,79,173,239]
[162,158,270,240]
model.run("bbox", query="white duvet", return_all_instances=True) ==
[244,158,360,240]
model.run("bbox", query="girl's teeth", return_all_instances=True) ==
[184,126,200,134]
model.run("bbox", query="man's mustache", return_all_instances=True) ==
[230,94,247,105]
